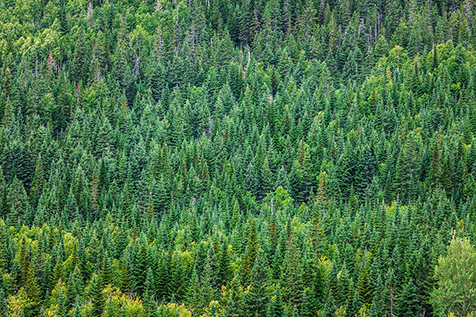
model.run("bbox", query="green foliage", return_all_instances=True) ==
[0,0,475,315]
[430,237,476,316]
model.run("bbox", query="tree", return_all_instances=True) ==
[144,268,156,315]
[283,234,304,307]
[72,297,83,317]
[0,288,9,317]
[56,288,67,317]
[186,268,203,314]
[7,177,30,229]
[357,264,371,305]
[71,28,89,85]
[429,136,442,187]
[242,218,259,287]
[218,242,232,285]
[243,248,270,316]
[24,264,41,316]
[133,237,148,296]
[201,245,220,303]
[91,275,105,317]
[396,279,420,317]
[322,292,337,317]
[368,300,378,317]
[430,236,476,317]
[346,290,362,317]
[267,287,285,317]
[394,135,419,201]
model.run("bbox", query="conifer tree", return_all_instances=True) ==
[25,264,41,316]
[357,264,371,305]
[322,292,337,317]
[396,279,420,317]
[91,275,105,317]
[72,297,83,317]
[56,288,67,317]
[267,287,285,317]
[243,248,270,316]
[186,268,204,315]
[218,242,232,284]
[242,219,259,287]
[71,28,88,85]
[202,245,220,303]
[7,177,30,229]
[144,268,158,317]
[0,289,8,317]
[346,290,362,317]
[133,238,148,296]
[0,0,475,315]
[283,235,304,307]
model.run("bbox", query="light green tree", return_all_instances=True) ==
[430,236,476,317]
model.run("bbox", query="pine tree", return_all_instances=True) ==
[133,237,148,296]
[99,254,112,287]
[432,44,438,70]
[144,267,157,317]
[91,275,105,317]
[72,297,83,317]
[322,292,337,317]
[292,306,300,317]
[327,166,341,201]
[396,279,420,317]
[386,268,398,317]
[71,28,88,85]
[218,242,232,285]
[267,287,285,317]
[186,268,204,315]
[223,297,238,317]
[368,300,378,317]
[357,264,371,305]
[274,167,291,191]
[242,218,259,287]
[346,291,362,317]
[394,134,419,201]
[56,288,67,317]
[202,245,220,303]
[104,299,115,317]
[66,266,83,311]
[283,235,304,307]
[243,248,270,317]
[311,264,326,310]
[244,162,260,198]
[0,288,9,317]
[338,140,358,200]
[24,264,41,316]
[7,177,30,229]
[429,136,442,187]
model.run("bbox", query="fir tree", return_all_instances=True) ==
[396,279,420,317]
[243,248,270,316]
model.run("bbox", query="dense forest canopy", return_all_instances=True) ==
[1,0,476,315]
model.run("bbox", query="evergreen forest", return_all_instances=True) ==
[1,0,476,315]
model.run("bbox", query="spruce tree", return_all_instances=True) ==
[396,279,420,317]
[346,291,362,317]
[91,275,105,317]
[243,248,270,316]
[267,287,285,317]
[218,242,232,284]
[242,218,259,287]
[322,292,337,317]
[72,297,83,317]
[0,289,8,317]
[144,267,156,314]
[56,288,67,317]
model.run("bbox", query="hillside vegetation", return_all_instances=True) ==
[1,0,476,315]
